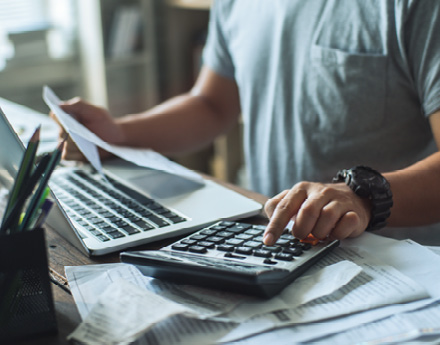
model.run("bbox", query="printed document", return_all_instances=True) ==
[222,235,440,344]
[43,86,204,185]
[65,232,432,344]
[67,279,193,345]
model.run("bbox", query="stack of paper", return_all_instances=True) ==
[65,231,440,345]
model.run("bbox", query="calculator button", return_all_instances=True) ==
[280,233,295,241]
[210,225,228,231]
[217,244,234,252]
[275,239,291,247]
[224,252,246,260]
[245,229,264,236]
[205,236,224,244]
[235,246,253,255]
[228,224,252,233]
[254,249,272,258]
[263,258,278,265]
[275,253,294,261]
[243,240,262,249]
[172,243,189,251]
[190,234,207,241]
[236,233,253,240]
[283,247,303,256]
[299,242,312,250]
[219,221,235,227]
[262,245,282,253]
[181,238,197,245]
[197,241,215,249]
[189,246,208,254]
[225,238,245,246]
[201,229,218,236]
[216,231,234,239]
[300,234,321,246]
[252,224,266,231]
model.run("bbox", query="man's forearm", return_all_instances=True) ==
[385,151,440,226]
[115,93,239,155]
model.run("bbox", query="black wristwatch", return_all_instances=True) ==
[333,166,393,231]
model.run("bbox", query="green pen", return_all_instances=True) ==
[0,126,40,232]
[19,137,66,232]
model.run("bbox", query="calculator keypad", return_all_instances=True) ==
[170,221,318,267]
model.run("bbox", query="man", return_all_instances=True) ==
[56,0,440,245]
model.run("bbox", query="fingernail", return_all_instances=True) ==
[263,233,274,246]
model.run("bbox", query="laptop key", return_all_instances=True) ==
[121,225,140,235]
[147,215,169,228]
[107,231,125,239]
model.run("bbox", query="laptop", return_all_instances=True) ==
[0,106,262,256]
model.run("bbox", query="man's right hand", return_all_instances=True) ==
[50,97,125,161]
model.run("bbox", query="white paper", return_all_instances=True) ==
[65,232,440,345]
[66,263,149,319]
[222,301,440,345]
[221,260,362,322]
[66,261,361,345]
[219,246,429,342]
[66,263,242,319]
[43,86,204,185]
[222,233,440,344]
[67,279,192,345]
[314,300,440,345]
[426,245,440,256]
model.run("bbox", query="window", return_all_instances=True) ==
[0,0,77,70]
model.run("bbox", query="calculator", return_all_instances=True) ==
[120,221,340,298]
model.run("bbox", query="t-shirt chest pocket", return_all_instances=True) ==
[301,44,388,136]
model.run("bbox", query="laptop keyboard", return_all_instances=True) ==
[49,169,187,242]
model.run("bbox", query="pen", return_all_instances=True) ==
[0,153,51,234]
[19,137,66,231]
[1,126,40,231]
[32,198,54,229]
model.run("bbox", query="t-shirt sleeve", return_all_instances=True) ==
[202,0,235,79]
[404,0,440,117]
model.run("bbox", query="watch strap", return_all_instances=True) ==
[333,166,393,231]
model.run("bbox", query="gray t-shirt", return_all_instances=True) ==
[203,0,440,197]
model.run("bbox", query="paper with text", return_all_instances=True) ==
[65,261,361,345]
[219,246,429,342]
[43,86,204,185]
[220,235,440,344]
[67,279,193,345]
[66,260,360,322]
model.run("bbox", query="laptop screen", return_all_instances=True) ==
[0,107,25,190]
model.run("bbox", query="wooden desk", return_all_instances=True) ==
[16,181,267,345]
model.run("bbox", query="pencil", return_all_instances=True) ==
[1,126,40,231]
[0,153,51,234]
[19,136,66,231]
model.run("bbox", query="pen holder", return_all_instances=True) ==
[0,228,57,343]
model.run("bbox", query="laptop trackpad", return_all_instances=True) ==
[128,170,203,199]
[103,159,203,199]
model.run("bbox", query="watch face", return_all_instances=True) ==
[354,168,386,188]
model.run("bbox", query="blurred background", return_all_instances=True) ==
[0,0,245,187]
